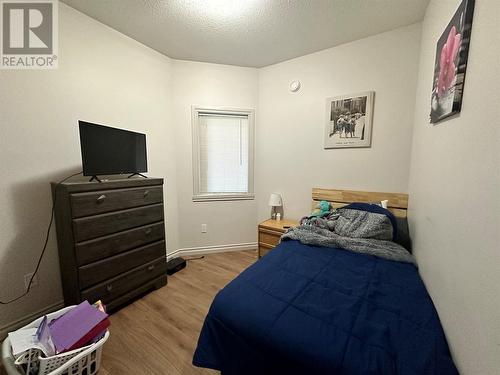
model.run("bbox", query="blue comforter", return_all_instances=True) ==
[193,240,458,374]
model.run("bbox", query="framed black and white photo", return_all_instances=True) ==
[324,91,374,149]
[430,0,475,124]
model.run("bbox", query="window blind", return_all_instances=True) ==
[198,114,249,194]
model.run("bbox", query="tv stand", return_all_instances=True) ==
[127,173,148,179]
[89,175,103,183]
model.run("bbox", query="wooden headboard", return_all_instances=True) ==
[312,188,409,218]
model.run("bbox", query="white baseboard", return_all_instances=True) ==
[167,242,257,261]
[0,300,64,340]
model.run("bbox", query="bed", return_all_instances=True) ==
[193,189,458,375]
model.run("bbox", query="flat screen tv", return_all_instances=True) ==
[79,121,147,177]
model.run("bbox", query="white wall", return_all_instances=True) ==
[407,1,500,374]
[170,60,259,251]
[0,3,178,327]
[256,24,422,221]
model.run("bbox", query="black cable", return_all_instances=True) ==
[0,171,83,305]
[185,256,205,261]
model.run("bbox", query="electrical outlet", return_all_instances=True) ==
[24,273,38,289]
[201,224,207,233]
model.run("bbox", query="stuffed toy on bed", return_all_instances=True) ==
[311,200,331,217]
[300,201,338,231]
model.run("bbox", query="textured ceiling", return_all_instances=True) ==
[61,0,429,68]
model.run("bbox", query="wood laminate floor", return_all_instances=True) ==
[1,250,257,375]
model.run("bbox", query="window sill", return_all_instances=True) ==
[193,194,255,202]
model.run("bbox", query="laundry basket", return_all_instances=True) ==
[2,306,109,375]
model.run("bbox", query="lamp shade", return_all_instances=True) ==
[268,193,282,207]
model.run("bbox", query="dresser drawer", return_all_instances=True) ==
[73,204,164,242]
[81,257,167,304]
[258,229,282,248]
[70,186,163,218]
[78,240,165,289]
[105,275,167,312]
[75,222,165,266]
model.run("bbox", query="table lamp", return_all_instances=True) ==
[268,193,282,219]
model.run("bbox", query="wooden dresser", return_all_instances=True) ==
[52,178,167,311]
[258,219,298,258]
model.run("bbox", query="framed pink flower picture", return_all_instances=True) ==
[430,0,475,124]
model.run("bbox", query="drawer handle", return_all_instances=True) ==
[145,228,153,235]
[147,265,155,271]
[106,284,113,292]
[143,190,150,198]
[96,194,106,203]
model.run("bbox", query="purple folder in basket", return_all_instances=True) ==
[49,301,109,353]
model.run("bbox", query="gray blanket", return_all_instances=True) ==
[282,208,415,264]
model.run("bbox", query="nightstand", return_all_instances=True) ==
[258,219,298,258]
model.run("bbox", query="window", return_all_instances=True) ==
[192,107,255,201]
